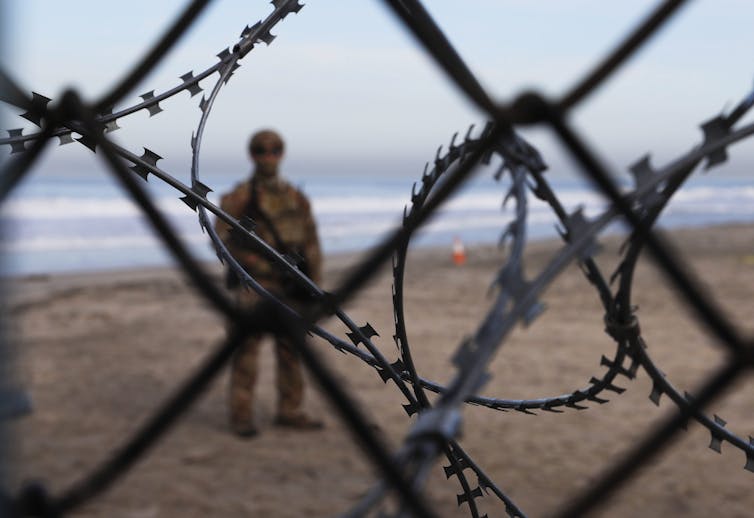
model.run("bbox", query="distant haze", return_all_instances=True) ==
[2,2,754,182]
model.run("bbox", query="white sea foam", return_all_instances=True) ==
[0,197,197,219]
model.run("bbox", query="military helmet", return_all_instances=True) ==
[248,129,285,157]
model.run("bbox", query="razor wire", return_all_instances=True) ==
[0,0,753,517]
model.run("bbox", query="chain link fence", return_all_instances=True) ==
[1,1,753,516]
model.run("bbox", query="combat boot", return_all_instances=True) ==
[274,412,324,430]
[231,417,259,438]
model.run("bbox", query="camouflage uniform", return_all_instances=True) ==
[215,173,322,430]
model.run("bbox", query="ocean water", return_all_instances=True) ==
[1,170,753,277]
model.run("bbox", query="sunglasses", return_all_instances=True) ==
[251,145,283,157]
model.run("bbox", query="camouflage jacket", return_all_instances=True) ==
[214,175,322,288]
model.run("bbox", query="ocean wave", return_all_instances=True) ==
[0,188,610,220]
[0,233,210,253]
[0,197,199,220]
[3,177,753,274]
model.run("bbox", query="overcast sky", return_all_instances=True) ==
[3,1,754,181]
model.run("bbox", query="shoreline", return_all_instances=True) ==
[5,221,754,306]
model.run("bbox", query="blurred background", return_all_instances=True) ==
[1,1,753,275]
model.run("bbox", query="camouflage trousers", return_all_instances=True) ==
[228,289,305,425]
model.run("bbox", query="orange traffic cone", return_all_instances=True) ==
[452,236,466,266]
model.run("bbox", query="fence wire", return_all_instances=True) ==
[1,1,753,517]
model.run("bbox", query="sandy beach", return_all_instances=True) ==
[3,224,754,517]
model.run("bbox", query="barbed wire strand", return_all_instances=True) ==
[0,70,50,204]
[379,0,754,515]
[283,306,439,518]
[5,82,440,517]
[94,0,213,112]
[327,125,504,311]
[540,94,746,352]
[554,360,747,518]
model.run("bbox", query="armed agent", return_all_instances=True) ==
[215,129,323,438]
